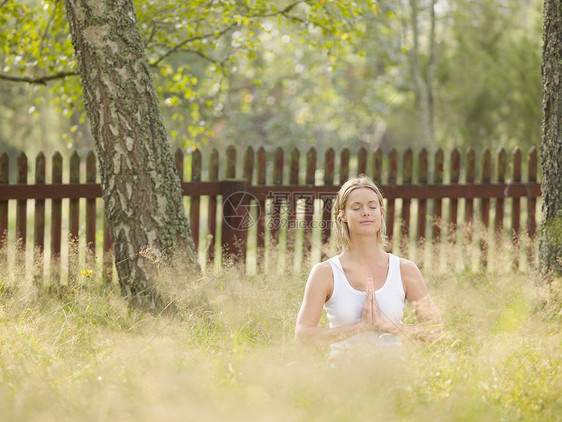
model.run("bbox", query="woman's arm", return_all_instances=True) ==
[295,262,369,347]
[373,259,446,342]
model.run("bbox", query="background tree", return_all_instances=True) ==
[62,0,200,305]
[406,0,437,149]
[435,0,542,150]
[539,0,562,277]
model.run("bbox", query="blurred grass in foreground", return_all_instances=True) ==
[0,246,560,422]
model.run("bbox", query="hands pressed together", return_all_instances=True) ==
[357,278,389,333]
[357,277,446,341]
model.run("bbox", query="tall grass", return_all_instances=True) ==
[0,243,560,421]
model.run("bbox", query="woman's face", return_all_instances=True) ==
[340,187,384,237]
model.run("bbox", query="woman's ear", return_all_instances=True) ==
[338,209,346,222]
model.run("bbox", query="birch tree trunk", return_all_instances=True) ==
[409,0,436,149]
[539,0,562,277]
[63,0,200,305]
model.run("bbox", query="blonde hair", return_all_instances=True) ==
[333,174,387,251]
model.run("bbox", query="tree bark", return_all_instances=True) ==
[539,0,562,277]
[409,0,436,149]
[427,0,437,147]
[63,0,200,305]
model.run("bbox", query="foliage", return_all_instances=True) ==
[0,0,543,158]
[0,0,383,152]
[435,0,543,150]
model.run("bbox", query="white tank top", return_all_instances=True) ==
[324,253,406,356]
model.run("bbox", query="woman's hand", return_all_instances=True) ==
[358,278,386,332]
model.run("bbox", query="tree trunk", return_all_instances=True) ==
[63,0,200,305]
[409,0,436,149]
[539,0,562,277]
[427,0,437,147]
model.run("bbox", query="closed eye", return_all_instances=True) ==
[350,201,379,211]
[352,204,378,209]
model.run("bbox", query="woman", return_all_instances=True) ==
[295,175,444,358]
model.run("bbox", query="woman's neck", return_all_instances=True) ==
[342,235,387,264]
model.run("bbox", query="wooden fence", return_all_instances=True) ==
[0,146,541,280]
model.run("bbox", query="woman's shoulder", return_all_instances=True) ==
[303,260,335,302]
[310,259,334,277]
[306,260,334,288]
[396,256,421,275]
[396,256,426,297]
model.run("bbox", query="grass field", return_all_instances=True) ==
[0,247,560,422]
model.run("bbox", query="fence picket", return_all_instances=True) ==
[463,148,476,268]
[372,148,383,186]
[69,151,80,241]
[34,153,46,253]
[226,145,236,179]
[190,149,201,249]
[34,153,46,284]
[417,148,428,243]
[0,153,7,257]
[449,148,460,244]
[243,146,256,262]
[400,148,413,256]
[512,147,522,270]
[495,148,506,247]
[287,148,299,256]
[322,148,335,257]
[432,149,444,248]
[244,146,254,182]
[417,149,428,266]
[357,147,367,175]
[270,147,284,244]
[255,147,265,265]
[51,152,62,283]
[464,148,475,252]
[222,146,239,260]
[304,147,316,258]
[340,148,349,185]
[69,151,80,281]
[208,149,219,263]
[480,148,491,268]
[386,149,397,251]
[16,153,27,271]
